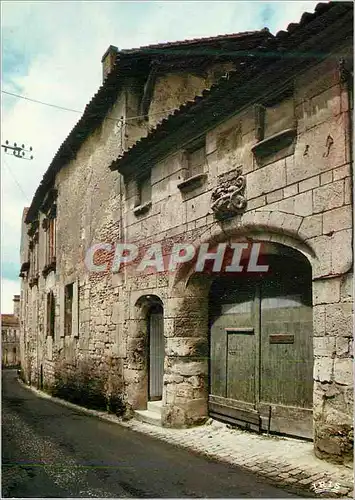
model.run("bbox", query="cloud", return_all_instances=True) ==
[1,1,319,312]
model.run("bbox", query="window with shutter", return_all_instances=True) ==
[134,173,152,213]
[64,284,73,336]
[264,98,295,139]
[186,139,206,179]
[46,292,55,338]
[253,90,297,167]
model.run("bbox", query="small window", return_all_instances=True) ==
[13,347,16,355]
[64,284,73,336]
[264,98,295,138]
[47,292,55,338]
[253,92,296,167]
[45,218,56,265]
[255,92,295,143]
[135,173,151,207]
[186,139,206,178]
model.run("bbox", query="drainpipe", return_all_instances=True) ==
[339,58,353,271]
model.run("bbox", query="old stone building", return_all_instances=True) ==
[2,295,21,367]
[20,2,353,465]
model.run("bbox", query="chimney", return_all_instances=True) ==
[101,45,118,82]
[13,294,20,318]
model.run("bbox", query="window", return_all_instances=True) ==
[43,203,57,274]
[47,292,55,338]
[28,221,39,284]
[253,91,296,166]
[258,98,295,141]
[135,173,152,208]
[64,283,73,336]
[60,281,79,338]
[186,139,206,178]
[45,217,56,265]
[30,237,39,276]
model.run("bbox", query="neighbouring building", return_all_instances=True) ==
[2,295,21,368]
[19,2,353,465]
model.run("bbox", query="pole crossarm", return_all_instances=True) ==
[1,140,34,160]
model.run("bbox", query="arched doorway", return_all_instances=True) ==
[208,243,313,439]
[148,303,164,401]
[136,294,165,405]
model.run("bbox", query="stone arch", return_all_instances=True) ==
[135,294,164,319]
[163,212,319,430]
[172,210,316,291]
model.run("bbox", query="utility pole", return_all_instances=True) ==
[1,140,34,160]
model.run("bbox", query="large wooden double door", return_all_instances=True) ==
[209,254,313,439]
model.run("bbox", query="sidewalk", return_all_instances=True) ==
[125,418,354,498]
[22,381,354,498]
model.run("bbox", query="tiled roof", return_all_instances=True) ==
[110,1,353,174]
[118,30,269,54]
[25,2,353,222]
[24,30,272,224]
[1,314,19,327]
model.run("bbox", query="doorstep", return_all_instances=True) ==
[134,400,162,427]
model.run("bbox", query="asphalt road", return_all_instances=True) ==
[2,369,300,498]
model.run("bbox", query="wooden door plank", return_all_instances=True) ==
[260,265,313,410]
[149,311,164,400]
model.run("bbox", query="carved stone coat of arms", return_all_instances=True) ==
[211,167,247,220]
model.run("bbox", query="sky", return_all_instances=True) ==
[1,0,320,314]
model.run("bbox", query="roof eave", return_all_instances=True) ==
[111,2,353,177]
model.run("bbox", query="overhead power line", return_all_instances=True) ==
[2,90,83,114]
[1,89,179,123]
[2,158,31,202]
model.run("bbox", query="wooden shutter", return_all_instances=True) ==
[44,294,48,337]
[72,280,79,338]
[59,286,65,338]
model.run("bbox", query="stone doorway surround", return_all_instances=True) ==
[126,294,164,414]
[159,211,353,464]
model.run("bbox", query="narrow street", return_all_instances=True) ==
[1,369,300,498]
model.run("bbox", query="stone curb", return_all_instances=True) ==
[19,379,353,498]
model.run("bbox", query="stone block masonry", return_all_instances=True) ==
[19,6,353,470]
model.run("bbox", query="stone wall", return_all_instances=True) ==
[121,47,353,462]
[19,40,353,466]
[19,61,236,408]
[2,327,20,367]
[148,62,236,128]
